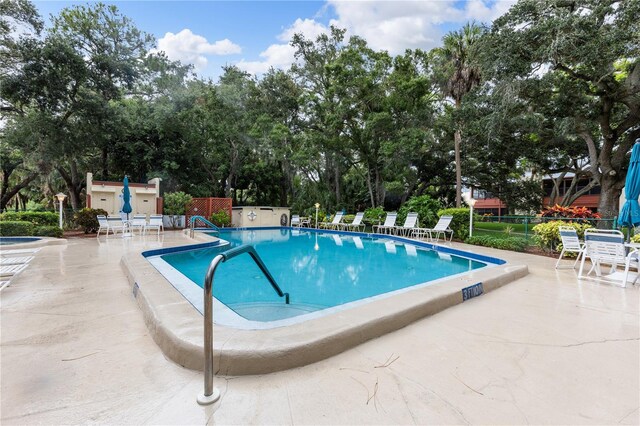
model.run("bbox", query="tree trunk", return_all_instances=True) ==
[0,171,39,212]
[56,162,84,210]
[278,160,287,207]
[454,129,462,208]
[598,173,625,224]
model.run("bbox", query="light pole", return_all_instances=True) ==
[315,203,320,229]
[55,193,67,230]
[462,192,477,238]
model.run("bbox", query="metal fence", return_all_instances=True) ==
[472,215,617,242]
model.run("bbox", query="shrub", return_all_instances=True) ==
[398,195,443,229]
[0,211,58,226]
[73,208,108,233]
[437,208,478,241]
[0,221,34,236]
[164,191,193,228]
[209,210,231,227]
[34,226,63,238]
[540,204,601,219]
[631,233,640,244]
[465,235,529,252]
[532,220,593,252]
[363,206,385,227]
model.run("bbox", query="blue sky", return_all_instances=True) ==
[34,1,515,79]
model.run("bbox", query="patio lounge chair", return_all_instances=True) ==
[339,212,365,232]
[130,214,147,234]
[393,212,419,237]
[372,212,397,235]
[320,212,343,230]
[578,229,639,287]
[555,226,585,269]
[145,214,164,235]
[414,215,454,242]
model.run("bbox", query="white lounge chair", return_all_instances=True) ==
[320,212,344,230]
[291,215,302,227]
[145,214,164,235]
[0,256,34,265]
[130,214,147,234]
[393,212,419,237]
[373,212,397,235]
[578,229,639,287]
[0,248,40,256]
[555,226,585,269]
[414,215,454,242]
[0,264,28,278]
[339,212,365,232]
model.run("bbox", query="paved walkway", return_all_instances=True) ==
[1,232,638,424]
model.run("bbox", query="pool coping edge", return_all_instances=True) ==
[120,232,529,375]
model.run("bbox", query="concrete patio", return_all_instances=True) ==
[1,231,638,424]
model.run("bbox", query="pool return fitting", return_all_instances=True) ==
[197,244,289,405]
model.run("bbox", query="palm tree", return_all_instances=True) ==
[437,22,484,207]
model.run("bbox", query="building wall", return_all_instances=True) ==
[86,173,161,217]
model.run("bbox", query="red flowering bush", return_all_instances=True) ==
[540,204,601,219]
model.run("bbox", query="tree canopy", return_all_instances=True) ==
[1,0,637,218]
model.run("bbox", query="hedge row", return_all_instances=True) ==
[0,220,63,238]
[464,235,529,252]
[0,211,58,226]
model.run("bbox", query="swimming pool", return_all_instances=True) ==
[0,237,41,245]
[150,228,496,326]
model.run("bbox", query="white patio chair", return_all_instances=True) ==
[106,216,125,235]
[145,214,164,236]
[373,212,397,235]
[578,229,639,287]
[414,215,454,242]
[96,215,111,237]
[339,212,365,232]
[320,212,343,230]
[393,212,419,237]
[555,226,585,269]
[130,214,147,235]
[291,215,302,227]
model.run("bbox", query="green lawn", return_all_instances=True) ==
[473,222,530,239]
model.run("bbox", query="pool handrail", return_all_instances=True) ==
[189,215,220,238]
[197,244,289,405]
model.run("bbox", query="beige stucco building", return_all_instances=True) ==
[86,173,162,217]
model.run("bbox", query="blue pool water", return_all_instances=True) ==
[0,237,40,245]
[160,229,487,322]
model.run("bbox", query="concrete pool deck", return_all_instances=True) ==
[1,231,638,424]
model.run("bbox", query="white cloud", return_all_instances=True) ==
[236,18,329,75]
[236,0,516,75]
[156,29,241,71]
[328,0,516,54]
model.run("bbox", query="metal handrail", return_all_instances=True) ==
[197,244,289,405]
[190,215,220,238]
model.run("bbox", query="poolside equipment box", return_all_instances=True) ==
[232,207,290,227]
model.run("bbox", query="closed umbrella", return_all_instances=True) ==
[122,175,133,221]
[618,140,640,240]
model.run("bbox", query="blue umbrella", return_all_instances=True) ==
[122,175,133,220]
[618,141,640,237]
